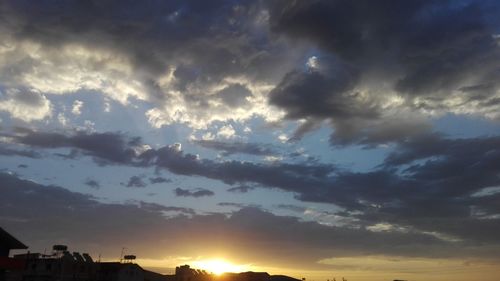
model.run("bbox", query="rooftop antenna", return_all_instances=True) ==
[119,247,127,263]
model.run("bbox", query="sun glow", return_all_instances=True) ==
[192,259,249,275]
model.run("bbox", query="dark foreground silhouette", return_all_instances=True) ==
[1,227,301,281]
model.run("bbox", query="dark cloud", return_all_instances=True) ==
[269,57,365,120]
[192,139,277,156]
[227,185,255,193]
[0,144,41,158]
[0,0,498,148]
[17,164,28,168]
[216,83,252,107]
[288,119,322,141]
[0,0,294,105]
[266,0,500,145]
[174,187,214,198]
[125,175,147,188]
[149,176,172,184]
[156,134,500,244]
[330,118,432,147]
[0,88,47,107]
[152,144,335,196]
[275,204,306,213]
[217,202,251,209]
[3,172,499,268]
[8,128,142,165]
[5,127,500,244]
[268,0,500,96]
[268,56,432,146]
[54,149,80,160]
[84,178,100,189]
[135,201,195,216]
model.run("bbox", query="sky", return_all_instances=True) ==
[1,0,500,280]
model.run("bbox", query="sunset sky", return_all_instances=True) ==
[1,1,500,280]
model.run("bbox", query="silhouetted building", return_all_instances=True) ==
[143,269,168,281]
[12,250,96,281]
[1,233,298,281]
[174,265,211,281]
[96,262,144,281]
[0,228,28,281]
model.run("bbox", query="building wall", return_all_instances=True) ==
[9,254,95,281]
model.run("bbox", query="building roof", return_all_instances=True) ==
[98,262,143,272]
[0,227,28,250]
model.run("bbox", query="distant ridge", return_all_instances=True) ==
[269,275,302,281]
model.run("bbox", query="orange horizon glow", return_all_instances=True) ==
[134,255,500,281]
[191,259,252,275]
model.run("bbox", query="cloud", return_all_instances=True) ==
[6,128,143,165]
[0,0,293,128]
[192,139,277,156]
[275,204,306,213]
[0,0,498,148]
[125,176,147,188]
[227,185,255,193]
[269,0,500,99]
[264,0,500,144]
[151,144,336,197]
[216,83,252,107]
[0,89,51,122]
[84,178,100,189]
[217,202,252,209]
[174,188,214,198]
[269,56,364,121]
[3,172,500,269]
[0,144,41,158]
[134,201,195,216]
[149,176,172,184]
[71,100,84,115]
[216,125,236,139]
[267,55,432,146]
[4,127,500,244]
[156,134,500,243]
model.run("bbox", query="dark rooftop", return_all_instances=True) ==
[0,227,28,250]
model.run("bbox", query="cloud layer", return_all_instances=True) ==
[3,172,499,270]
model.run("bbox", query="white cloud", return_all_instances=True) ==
[103,101,111,113]
[306,56,318,70]
[0,35,287,130]
[76,120,95,132]
[264,155,283,162]
[0,89,51,122]
[57,113,68,126]
[243,126,252,133]
[146,75,285,130]
[278,134,288,143]
[217,125,236,139]
[71,100,84,115]
[202,132,215,140]
[0,38,147,105]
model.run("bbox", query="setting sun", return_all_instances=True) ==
[192,259,250,275]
